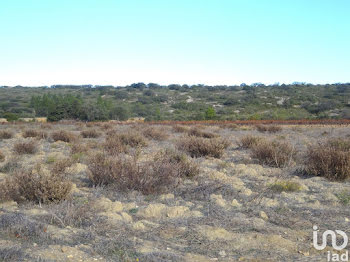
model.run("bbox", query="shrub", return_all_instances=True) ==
[187,127,217,138]
[13,140,37,154]
[269,181,302,193]
[154,149,199,178]
[51,130,76,142]
[70,142,88,154]
[51,158,74,174]
[0,130,13,139]
[0,166,72,203]
[0,150,4,162]
[81,129,100,138]
[251,140,295,167]
[256,125,282,133]
[22,129,47,139]
[142,127,169,141]
[238,135,262,149]
[177,136,230,158]
[88,150,198,194]
[104,132,147,155]
[336,190,350,205]
[172,125,189,133]
[305,139,350,180]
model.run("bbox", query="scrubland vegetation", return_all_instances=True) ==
[0,121,349,261]
[0,83,349,122]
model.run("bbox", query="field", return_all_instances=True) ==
[0,121,349,261]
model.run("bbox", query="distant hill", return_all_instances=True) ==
[0,83,349,121]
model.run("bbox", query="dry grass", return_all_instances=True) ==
[22,129,48,139]
[51,130,77,143]
[187,127,217,138]
[142,127,169,141]
[0,130,13,139]
[177,136,230,158]
[238,135,263,149]
[172,125,189,133]
[104,131,147,155]
[51,158,74,174]
[0,150,4,162]
[13,140,37,154]
[305,138,350,180]
[0,166,72,203]
[81,129,101,138]
[251,139,295,167]
[269,181,302,193]
[256,125,282,133]
[88,149,198,194]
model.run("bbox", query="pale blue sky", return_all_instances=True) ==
[0,0,349,86]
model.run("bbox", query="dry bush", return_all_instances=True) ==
[187,127,217,138]
[142,127,169,141]
[0,166,72,203]
[305,139,350,180]
[172,125,189,133]
[251,140,295,167]
[13,140,37,154]
[238,135,263,149]
[256,125,282,133]
[0,130,13,139]
[51,158,74,175]
[0,150,4,162]
[70,142,89,154]
[81,129,101,138]
[88,150,198,194]
[51,130,76,142]
[177,136,230,158]
[104,132,147,155]
[22,129,48,139]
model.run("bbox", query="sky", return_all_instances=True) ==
[0,0,349,86]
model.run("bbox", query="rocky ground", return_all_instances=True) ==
[0,122,349,261]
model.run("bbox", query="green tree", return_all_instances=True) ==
[205,106,216,120]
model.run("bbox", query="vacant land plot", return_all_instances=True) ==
[0,122,349,261]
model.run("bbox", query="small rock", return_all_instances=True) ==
[231,199,241,208]
[259,211,268,220]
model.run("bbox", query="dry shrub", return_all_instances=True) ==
[177,136,230,158]
[238,135,262,149]
[256,125,282,133]
[104,132,147,155]
[142,127,169,141]
[70,142,89,154]
[51,130,76,142]
[22,129,48,139]
[187,127,217,138]
[0,166,72,203]
[251,140,295,167]
[81,129,100,138]
[13,140,37,154]
[0,150,4,162]
[305,139,350,180]
[88,150,198,194]
[172,125,189,133]
[51,158,74,174]
[0,130,13,139]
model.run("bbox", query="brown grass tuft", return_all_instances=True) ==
[251,139,294,167]
[81,129,101,138]
[0,130,13,139]
[51,130,77,143]
[0,150,4,162]
[104,131,147,155]
[22,129,48,139]
[305,139,350,181]
[88,149,198,194]
[172,125,189,133]
[13,140,37,154]
[142,127,169,141]
[0,166,72,203]
[256,125,282,133]
[187,127,217,138]
[238,135,263,149]
[177,136,230,158]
